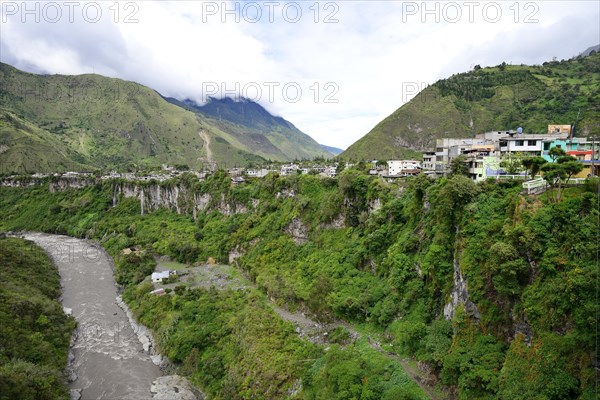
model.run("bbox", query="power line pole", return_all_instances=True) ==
[591,136,598,177]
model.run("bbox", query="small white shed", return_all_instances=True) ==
[152,271,171,283]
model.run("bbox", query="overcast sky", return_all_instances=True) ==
[1,1,598,148]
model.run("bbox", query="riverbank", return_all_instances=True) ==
[15,232,199,400]
[0,236,76,400]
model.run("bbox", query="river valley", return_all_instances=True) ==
[21,233,190,400]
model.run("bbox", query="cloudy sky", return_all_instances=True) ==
[1,1,598,148]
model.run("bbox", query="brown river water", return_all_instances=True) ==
[23,233,162,400]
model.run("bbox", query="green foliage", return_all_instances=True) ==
[441,329,506,399]
[125,286,321,399]
[522,156,547,178]
[328,326,351,345]
[0,238,76,400]
[548,146,567,161]
[0,360,69,400]
[499,334,581,400]
[420,319,452,367]
[500,153,524,175]
[541,160,584,201]
[0,169,597,399]
[450,155,469,176]
[389,312,427,355]
[433,175,480,230]
[303,345,427,400]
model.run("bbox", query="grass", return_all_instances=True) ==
[157,259,190,270]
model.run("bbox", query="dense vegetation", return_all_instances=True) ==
[341,52,600,161]
[0,170,597,399]
[0,237,76,400]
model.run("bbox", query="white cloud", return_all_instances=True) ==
[1,0,598,149]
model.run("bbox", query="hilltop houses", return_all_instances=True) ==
[422,126,600,181]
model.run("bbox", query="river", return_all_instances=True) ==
[23,233,162,400]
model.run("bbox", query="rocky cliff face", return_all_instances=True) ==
[113,182,256,218]
[49,178,96,192]
[1,176,257,219]
[443,248,480,320]
[285,218,309,245]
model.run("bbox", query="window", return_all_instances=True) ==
[516,140,524,146]
[543,142,551,150]
[528,140,537,146]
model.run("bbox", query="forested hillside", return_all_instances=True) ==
[0,237,77,400]
[341,52,600,160]
[0,171,597,399]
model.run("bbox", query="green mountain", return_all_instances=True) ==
[320,144,344,155]
[0,112,89,175]
[341,52,600,161]
[0,63,327,174]
[166,97,332,161]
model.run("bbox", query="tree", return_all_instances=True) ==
[500,153,524,175]
[548,146,566,162]
[436,175,480,229]
[522,157,547,178]
[553,155,583,184]
[356,161,369,173]
[556,155,576,164]
[560,161,583,184]
[541,163,567,201]
[450,155,469,177]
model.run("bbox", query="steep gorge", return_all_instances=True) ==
[0,172,597,399]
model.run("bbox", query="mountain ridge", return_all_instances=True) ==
[165,96,332,162]
[0,63,329,174]
[320,144,344,155]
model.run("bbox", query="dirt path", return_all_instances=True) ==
[162,261,445,399]
[198,130,213,163]
[369,339,444,400]
[268,303,444,400]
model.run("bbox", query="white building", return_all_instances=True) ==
[321,166,337,178]
[151,271,173,283]
[246,169,270,178]
[280,164,299,176]
[387,160,422,176]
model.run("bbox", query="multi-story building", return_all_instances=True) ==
[498,135,558,157]
[541,137,598,162]
[387,160,422,177]
[422,152,437,175]
[424,125,577,181]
